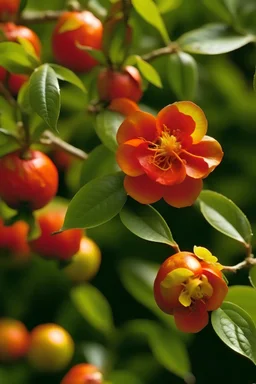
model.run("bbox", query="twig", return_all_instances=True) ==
[19,10,64,24]
[40,130,88,160]
[141,44,179,62]
[0,82,17,108]
[222,256,256,272]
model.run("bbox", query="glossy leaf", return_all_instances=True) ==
[202,0,232,23]
[71,283,114,336]
[178,23,253,55]
[0,130,20,157]
[119,259,183,332]
[136,56,162,88]
[211,302,256,364]
[75,43,107,65]
[120,199,177,246]
[0,42,35,73]
[124,320,191,378]
[63,172,127,229]
[29,64,60,131]
[17,82,32,114]
[155,0,183,13]
[199,190,252,245]
[168,52,198,100]
[131,0,170,44]
[226,286,256,324]
[95,110,124,152]
[49,64,86,92]
[80,145,120,186]
[249,266,256,289]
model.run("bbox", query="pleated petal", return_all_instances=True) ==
[189,135,223,173]
[180,150,209,179]
[116,138,145,176]
[124,174,164,204]
[175,101,208,144]
[202,267,228,311]
[117,111,159,145]
[157,104,195,139]
[163,177,203,208]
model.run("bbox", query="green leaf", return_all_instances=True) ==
[17,82,32,114]
[124,320,191,378]
[120,199,177,246]
[80,145,120,186]
[131,0,170,44]
[249,266,256,289]
[168,52,198,100]
[136,56,162,88]
[226,286,256,324]
[0,130,20,157]
[223,0,240,17]
[16,37,40,67]
[95,110,124,152]
[75,43,107,65]
[110,371,143,384]
[118,259,187,334]
[198,190,252,246]
[178,23,253,55]
[253,67,256,93]
[19,0,28,12]
[211,302,256,364]
[63,172,127,229]
[0,42,35,73]
[202,0,232,23]
[155,0,183,14]
[49,64,86,92]
[71,283,114,336]
[29,64,61,131]
[83,343,109,371]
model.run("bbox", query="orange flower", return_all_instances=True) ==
[116,101,223,207]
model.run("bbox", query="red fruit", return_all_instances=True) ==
[52,11,103,72]
[0,318,30,362]
[0,218,30,262]
[61,363,103,384]
[97,66,142,102]
[0,150,58,210]
[0,66,7,82]
[31,210,83,261]
[51,150,75,172]
[0,22,41,57]
[28,324,74,372]
[8,73,28,95]
[154,252,202,314]
[0,0,20,17]
[174,300,209,333]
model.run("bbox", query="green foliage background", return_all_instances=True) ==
[1,0,256,383]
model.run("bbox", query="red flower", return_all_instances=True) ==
[116,101,223,207]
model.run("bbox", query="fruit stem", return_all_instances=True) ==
[222,255,256,272]
[141,43,180,63]
[40,130,88,160]
[18,10,64,24]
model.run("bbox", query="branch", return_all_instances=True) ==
[222,256,256,273]
[19,10,64,24]
[141,43,179,62]
[0,82,17,108]
[40,130,88,160]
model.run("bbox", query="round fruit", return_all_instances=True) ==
[64,236,101,283]
[0,22,41,57]
[0,0,20,17]
[52,11,103,72]
[0,150,59,211]
[0,218,30,262]
[97,66,142,102]
[31,210,83,260]
[173,300,209,333]
[0,318,30,362]
[61,363,103,384]
[8,73,29,95]
[28,323,74,372]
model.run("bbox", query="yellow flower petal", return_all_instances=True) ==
[201,275,213,298]
[161,268,194,289]
[193,245,218,264]
[179,290,192,307]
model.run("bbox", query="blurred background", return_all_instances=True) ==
[0,0,256,383]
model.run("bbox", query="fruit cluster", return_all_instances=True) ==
[0,318,103,382]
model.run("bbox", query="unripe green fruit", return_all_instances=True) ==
[64,237,101,283]
[28,324,74,372]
